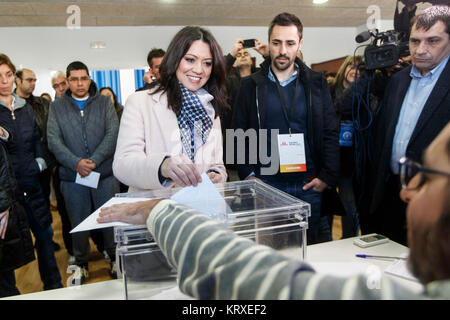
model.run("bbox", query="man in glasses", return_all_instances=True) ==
[361,5,450,245]
[51,71,69,100]
[399,122,450,285]
[97,122,450,299]
[47,61,120,285]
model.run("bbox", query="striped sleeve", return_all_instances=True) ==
[147,200,426,300]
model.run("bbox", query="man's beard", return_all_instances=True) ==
[272,55,292,71]
[408,194,450,285]
[408,225,430,284]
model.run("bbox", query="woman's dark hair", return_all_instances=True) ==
[99,87,118,105]
[150,26,229,117]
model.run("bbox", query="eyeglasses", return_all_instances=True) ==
[399,157,450,190]
[52,81,67,89]
[68,76,90,83]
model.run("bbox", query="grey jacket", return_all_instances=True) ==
[147,199,450,300]
[47,82,119,182]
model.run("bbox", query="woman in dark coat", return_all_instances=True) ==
[0,53,62,291]
[328,55,363,238]
[0,129,35,297]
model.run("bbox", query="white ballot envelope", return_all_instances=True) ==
[170,173,231,220]
[70,173,230,233]
[75,171,100,189]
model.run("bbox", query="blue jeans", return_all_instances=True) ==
[338,176,360,238]
[261,179,332,245]
[22,197,63,290]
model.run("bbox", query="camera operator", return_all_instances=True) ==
[359,5,450,246]
[394,0,419,40]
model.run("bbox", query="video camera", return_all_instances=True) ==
[356,29,410,70]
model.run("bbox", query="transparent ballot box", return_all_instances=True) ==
[114,179,310,299]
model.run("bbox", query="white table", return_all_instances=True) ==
[3,237,422,300]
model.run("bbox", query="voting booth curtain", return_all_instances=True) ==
[134,69,145,91]
[90,70,122,104]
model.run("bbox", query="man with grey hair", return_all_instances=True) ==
[51,71,68,99]
[361,5,450,246]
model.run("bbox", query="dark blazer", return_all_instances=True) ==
[232,58,340,187]
[0,139,35,272]
[0,97,52,229]
[367,58,450,216]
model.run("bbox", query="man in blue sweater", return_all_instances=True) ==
[47,61,120,285]
[231,13,339,244]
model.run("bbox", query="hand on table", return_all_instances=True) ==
[97,200,162,225]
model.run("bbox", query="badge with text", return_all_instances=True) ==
[277,133,307,173]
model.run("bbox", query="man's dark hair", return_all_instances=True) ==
[147,48,166,67]
[15,69,23,80]
[268,12,303,40]
[66,61,89,78]
[411,5,450,38]
[151,26,229,116]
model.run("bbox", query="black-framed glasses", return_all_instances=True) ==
[399,157,450,190]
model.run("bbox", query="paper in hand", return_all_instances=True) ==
[170,173,231,220]
[75,171,100,189]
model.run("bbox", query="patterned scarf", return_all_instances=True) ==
[177,83,213,162]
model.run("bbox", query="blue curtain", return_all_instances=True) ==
[90,70,122,104]
[134,69,146,91]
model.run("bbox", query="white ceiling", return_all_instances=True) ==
[0,0,434,27]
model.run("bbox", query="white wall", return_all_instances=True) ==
[0,23,392,99]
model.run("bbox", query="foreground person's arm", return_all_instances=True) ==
[98,200,424,300]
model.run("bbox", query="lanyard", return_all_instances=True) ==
[272,73,300,135]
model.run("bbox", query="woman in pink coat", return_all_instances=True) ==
[113,26,229,192]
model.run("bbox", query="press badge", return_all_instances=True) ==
[277,133,307,173]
